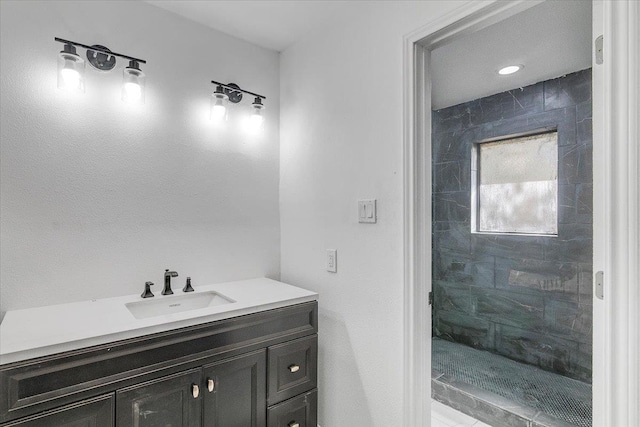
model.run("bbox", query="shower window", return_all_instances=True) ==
[471,131,558,235]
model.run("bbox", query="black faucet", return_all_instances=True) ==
[141,281,154,298]
[183,277,194,293]
[163,269,178,295]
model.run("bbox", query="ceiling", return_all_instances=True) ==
[146,1,591,109]
[145,0,361,52]
[431,0,592,109]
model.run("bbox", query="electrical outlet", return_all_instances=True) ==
[326,249,337,273]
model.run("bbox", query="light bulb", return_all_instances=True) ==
[124,81,142,102]
[498,65,523,75]
[60,66,80,90]
[246,111,264,134]
[211,103,227,121]
[249,112,264,128]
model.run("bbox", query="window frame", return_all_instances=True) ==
[470,127,559,237]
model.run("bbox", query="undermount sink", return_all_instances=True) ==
[126,291,235,320]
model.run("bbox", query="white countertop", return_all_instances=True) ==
[0,278,317,365]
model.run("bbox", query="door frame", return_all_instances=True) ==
[401,1,640,426]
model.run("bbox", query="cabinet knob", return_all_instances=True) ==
[288,364,300,373]
[207,378,215,392]
[288,422,300,427]
[192,384,199,398]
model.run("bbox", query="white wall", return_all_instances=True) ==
[279,2,465,426]
[0,1,280,318]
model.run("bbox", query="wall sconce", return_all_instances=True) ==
[210,81,266,132]
[55,37,147,103]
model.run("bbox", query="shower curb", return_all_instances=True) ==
[432,372,579,427]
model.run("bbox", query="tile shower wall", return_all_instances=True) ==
[432,69,593,383]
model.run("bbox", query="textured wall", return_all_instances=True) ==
[432,69,593,382]
[0,1,280,319]
[280,2,467,425]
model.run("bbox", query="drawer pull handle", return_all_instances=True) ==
[207,378,215,392]
[288,422,300,427]
[192,384,199,398]
[288,364,300,373]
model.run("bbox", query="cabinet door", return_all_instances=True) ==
[116,368,201,427]
[2,394,114,427]
[203,350,266,427]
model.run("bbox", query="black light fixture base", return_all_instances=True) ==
[224,83,243,104]
[87,45,116,71]
[55,37,146,65]
[210,80,266,101]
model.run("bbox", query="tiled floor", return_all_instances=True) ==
[432,338,592,427]
[431,399,491,427]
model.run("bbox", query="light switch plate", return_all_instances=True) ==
[327,249,337,273]
[358,199,377,223]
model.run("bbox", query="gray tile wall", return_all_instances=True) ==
[432,69,593,383]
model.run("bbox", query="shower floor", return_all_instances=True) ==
[432,338,592,427]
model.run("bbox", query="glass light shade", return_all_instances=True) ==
[122,63,145,104]
[246,101,265,134]
[210,92,229,122]
[57,48,85,92]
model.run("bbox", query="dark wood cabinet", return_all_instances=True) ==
[0,302,318,427]
[117,368,202,427]
[203,350,266,427]
[2,395,114,427]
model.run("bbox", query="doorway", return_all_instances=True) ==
[402,1,639,426]
[430,2,592,426]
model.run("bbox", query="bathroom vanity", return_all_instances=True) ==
[0,278,318,427]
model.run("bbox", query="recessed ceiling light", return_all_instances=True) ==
[498,65,523,75]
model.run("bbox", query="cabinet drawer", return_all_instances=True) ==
[267,389,317,427]
[267,335,317,406]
